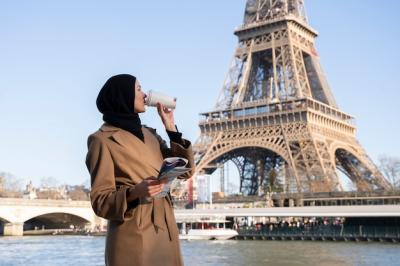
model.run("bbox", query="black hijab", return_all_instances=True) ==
[96,74,145,142]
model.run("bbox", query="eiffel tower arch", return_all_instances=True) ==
[187,0,391,201]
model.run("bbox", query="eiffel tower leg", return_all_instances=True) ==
[288,138,339,192]
[281,124,303,192]
[313,138,343,191]
[231,156,245,192]
[331,139,391,191]
[239,151,268,196]
[234,156,255,196]
[282,122,342,192]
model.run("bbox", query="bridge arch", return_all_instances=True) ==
[22,209,93,224]
[0,216,11,235]
[0,209,15,226]
[23,212,92,231]
[0,216,11,223]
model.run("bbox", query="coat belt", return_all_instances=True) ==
[152,198,176,241]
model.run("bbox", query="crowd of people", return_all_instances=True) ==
[235,217,345,235]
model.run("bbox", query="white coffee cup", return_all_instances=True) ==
[145,90,176,109]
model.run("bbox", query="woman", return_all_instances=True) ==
[86,74,194,266]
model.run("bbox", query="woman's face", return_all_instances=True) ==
[134,79,146,113]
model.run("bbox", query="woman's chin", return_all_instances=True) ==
[134,107,146,113]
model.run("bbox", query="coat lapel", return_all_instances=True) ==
[101,124,162,173]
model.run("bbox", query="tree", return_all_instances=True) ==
[263,169,283,193]
[379,156,400,190]
[0,171,23,198]
[68,185,89,201]
[81,179,90,190]
[0,175,4,192]
[40,176,59,188]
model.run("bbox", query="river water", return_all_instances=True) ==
[0,236,399,266]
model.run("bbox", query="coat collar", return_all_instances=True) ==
[100,123,120,132]
[100,123,162,173]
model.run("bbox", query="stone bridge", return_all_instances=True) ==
[2,198,399,236]
[0,198,101,236]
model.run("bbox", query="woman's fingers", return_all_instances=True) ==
[159,177,168,184]
[162,106,170,113]
[147,181,164,195]
[146,177,161,185]
[148,183,165,196]
[148,187,163,197]
[148,184,162,191]
[140,176,167,197]
[156,102,164,116]
[157,102,173,116]
[146,180,160,186]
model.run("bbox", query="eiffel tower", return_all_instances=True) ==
[185,0,391,202]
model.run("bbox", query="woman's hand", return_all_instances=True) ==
[157,102,176,132]
[128,177,166,199]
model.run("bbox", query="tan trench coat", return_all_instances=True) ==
[86,123,194,266]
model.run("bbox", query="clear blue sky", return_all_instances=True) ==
[1,0,399,188]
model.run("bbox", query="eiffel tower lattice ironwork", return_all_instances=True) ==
[186,0,390,201]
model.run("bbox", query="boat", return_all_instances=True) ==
[177,217,238,240]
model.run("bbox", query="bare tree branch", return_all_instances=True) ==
[379,156,400,190]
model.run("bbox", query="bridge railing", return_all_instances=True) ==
[211,190,400,207]
[238,225,400,239]
[0,198,91,207]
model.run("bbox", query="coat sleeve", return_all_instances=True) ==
[170,139,195,180]
[150,128,195,180]
[86,134,137,221]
